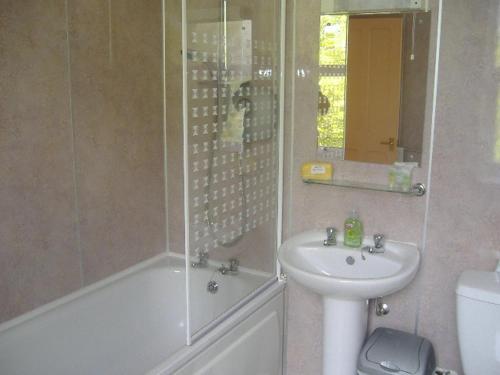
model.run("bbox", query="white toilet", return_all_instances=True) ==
[456,269,500,374]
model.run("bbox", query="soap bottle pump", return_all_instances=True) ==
[344,209,363,248]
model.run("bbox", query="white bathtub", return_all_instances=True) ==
[0,254,285,375]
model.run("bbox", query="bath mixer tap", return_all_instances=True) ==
[191,252,209,268]
[323,227,337,246]
[218,258,239,275]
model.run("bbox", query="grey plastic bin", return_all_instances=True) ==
[358,328,436,375]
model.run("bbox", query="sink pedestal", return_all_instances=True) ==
[323,298,368,375]
[278,230,420,374]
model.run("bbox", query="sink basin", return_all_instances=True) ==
[278,229,420,300]
[278,229,420,375]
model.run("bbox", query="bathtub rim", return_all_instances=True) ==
[0,253,171,334]
[0,252,275,335]
[0,251,284,375]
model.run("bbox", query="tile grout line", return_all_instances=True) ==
[108,0,113,66]
[287,0,297,242]
[64,0,84,287]
[282,2,297,374]
[414,0,443,335]
[162,0,170,256]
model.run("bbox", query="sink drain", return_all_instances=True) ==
[346,256,355,265]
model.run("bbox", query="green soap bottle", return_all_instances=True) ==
[344,209,363,248]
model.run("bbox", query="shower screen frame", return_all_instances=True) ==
[181,0,286,345]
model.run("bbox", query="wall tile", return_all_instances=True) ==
[0,0,81,323]
[285,281,323,375]
[67,0,166,284]
[416,0,500,371]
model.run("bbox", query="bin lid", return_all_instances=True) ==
[364,328,423,374]
[456,270,500,305]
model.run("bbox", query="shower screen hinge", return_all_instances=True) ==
[279,272,288,282]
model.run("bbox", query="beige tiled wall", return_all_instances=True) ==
[284,0,500,373]
[0,0,82,324]
[67,0,165,284]
[0,0,166,323]
[416,0,500,370]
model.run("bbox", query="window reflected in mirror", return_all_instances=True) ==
[318,15,348,151]
[317,12,431,165]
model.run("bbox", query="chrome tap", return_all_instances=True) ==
[373,233,385,250]
[362,234,386,255]
[218,258,239,275]
[191,251,209,268]
[323,227,337,246]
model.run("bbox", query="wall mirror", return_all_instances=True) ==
[316,4,432,166]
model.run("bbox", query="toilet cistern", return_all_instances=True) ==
[456,267,500,374]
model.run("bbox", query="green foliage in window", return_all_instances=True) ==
[317,15,348,149]
[319,15,347,66]
[318,76,346,148]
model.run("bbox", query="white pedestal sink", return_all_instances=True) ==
[278,230,420,375]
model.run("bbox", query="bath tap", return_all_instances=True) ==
[323,227,337,246]
[218,258,239,275]
[191,252,209,268]
[362,234,386,255]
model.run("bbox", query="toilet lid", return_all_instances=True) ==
[456,270,500,305]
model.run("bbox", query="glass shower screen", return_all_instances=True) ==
[184,0,282,339]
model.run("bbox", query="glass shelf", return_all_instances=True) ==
[303,179,426,196]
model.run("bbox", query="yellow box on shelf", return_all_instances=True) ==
[301,161,333,182]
